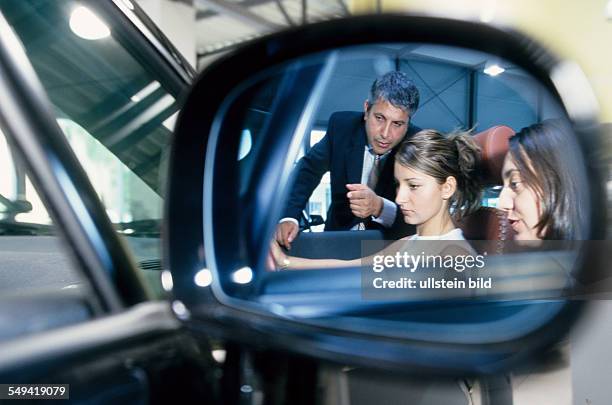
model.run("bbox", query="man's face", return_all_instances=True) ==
[364,99,410,155]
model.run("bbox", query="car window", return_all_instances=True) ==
[1,0,184,294]
[0,126,95,341]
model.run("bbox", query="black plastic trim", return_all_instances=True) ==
[0,302,181,382]
[167,14,606,374]
[87,0,194,97]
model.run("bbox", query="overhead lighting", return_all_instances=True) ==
[484,64,505,77]
[130,81,161,103]
[607,0,612,19]
[232,267,253,284]
[69,6,111,40]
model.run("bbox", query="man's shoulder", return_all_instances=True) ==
[326,111,364,144]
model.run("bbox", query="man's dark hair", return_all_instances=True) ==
[367,71,420,115]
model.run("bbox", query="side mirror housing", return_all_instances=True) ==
[167,15,607,375]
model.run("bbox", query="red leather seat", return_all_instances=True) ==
[457,125,515,253]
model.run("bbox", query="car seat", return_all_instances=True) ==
[457,125,515,253]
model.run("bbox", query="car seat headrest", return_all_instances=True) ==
[473,125,515,185]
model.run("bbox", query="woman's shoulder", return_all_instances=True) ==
[441,228,466,240]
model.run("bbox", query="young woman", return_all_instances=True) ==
[271,129,482,270]
[498,120,586,242]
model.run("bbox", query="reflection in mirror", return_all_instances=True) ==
[210,43,593,340]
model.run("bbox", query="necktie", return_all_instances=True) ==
[367,154,381,191]
[357,155,381,230]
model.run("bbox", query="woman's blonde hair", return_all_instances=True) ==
[395,129,482,220]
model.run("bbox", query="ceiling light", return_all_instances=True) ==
[69,6,110,40]
[131,81,161,102]
[606,0,612,19]
[484,64,505,77]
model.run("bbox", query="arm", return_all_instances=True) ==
[270,238,360,270]
[285,256,360,270]
[372,197,397,226]
[270,237,416,271]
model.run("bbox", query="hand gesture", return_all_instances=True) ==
[346,184,383,218]
[275,221,299,249]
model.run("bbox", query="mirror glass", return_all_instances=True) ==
[204,43,593,341]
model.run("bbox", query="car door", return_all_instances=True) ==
[0,1,219,403]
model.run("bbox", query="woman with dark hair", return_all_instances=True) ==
[498,120,585,241]
[271,129,482,270]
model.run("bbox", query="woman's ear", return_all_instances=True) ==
[442,176,457,200]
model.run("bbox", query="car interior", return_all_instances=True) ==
[254,121,576,338]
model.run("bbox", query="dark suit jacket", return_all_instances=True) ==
[284,111,420,238]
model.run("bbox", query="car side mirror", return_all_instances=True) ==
[167,15,608,375]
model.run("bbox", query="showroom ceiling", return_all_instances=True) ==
[170,0,351,68]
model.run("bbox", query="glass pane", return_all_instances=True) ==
[0,128,90,341]
[203,44,591,343]
[1,0,183,294]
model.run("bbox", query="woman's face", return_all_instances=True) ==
[498,153,542,241]
[394,163,451,229]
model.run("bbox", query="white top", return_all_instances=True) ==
[408,228,465,241]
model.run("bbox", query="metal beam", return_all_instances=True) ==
[275,0,295,26]
[468,70,477,129]
[196,0,272,20]
[194,0,282,30]
[404,60,468,127]
[170,0,194,5]
[336,0,350,16]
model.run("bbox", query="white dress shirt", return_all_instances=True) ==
[280,145,397,229]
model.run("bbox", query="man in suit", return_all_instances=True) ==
[276,71,420,249]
